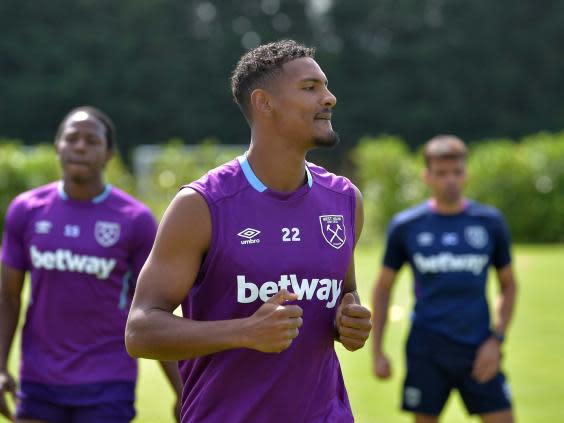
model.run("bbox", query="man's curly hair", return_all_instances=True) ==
[231,39,315,120]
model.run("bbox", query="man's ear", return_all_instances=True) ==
[104,148,114,166]
[250,89,273,118]
[54,139,62,158]
[422,167,431,187]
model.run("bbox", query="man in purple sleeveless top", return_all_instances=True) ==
[0,107,181,422]
[126,40,372,422]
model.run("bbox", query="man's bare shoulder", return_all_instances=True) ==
[155,188,211,252]
[168,187,210,216]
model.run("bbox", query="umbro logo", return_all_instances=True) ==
[237,228,261,245]
[417,232,434,247]
[35,220,52,234]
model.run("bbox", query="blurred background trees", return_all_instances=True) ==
[1,0,564,241]
[1,0,563,162]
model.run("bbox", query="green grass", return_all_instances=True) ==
[6,245,564,422]
[339,244,564,423]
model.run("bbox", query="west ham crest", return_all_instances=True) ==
[319,215,346,249]
[465,225,488,249]
[95,221,121,247]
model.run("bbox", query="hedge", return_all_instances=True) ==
[2,133,564,242]
[351,132,564,243]
[0,139,246,233]
[0,140,134,235]
[140,139,245,217]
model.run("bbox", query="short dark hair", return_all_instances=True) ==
[423,135,467,168]
[231,39,315,120]
[55,106,116,150]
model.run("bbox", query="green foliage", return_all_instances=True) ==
[106,153,136,196]
[352,132,564,242]
[0,141,134,233]
[351,135,425,241]
[0,141,60,233]
[141,139,246,218]
[467,132,564,242]
[0,139,242,231]
[3,133,564,243]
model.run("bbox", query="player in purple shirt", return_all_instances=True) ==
[0,107,181,422]
[372,136,517,423]
[125,40,372,422]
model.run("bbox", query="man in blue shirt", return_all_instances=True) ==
[372,135,517,423]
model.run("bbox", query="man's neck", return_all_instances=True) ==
[430,197,467,214]
[246,136,309,193]
[62,178,106,201]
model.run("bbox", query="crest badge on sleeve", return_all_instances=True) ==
[319,215,346,249]
[95,221,121,247]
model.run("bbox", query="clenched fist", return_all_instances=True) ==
[335,293,372,351]
[0,370,15,421]
[244,289,303,353]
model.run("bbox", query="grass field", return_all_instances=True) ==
[6,245,564,422]
[338,245,564,423]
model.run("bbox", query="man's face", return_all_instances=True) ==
[55,111,112,184]
[268,57,339,149]
[424,157,467,204]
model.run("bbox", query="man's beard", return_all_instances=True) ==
[313,130,340,149]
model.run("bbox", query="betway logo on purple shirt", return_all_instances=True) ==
[30,245,116,280]
[237,274,342,308]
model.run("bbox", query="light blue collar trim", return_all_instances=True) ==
[238,154,267,192]
[237,153,313,193]
[305,165,313,188]
[58,181,112,204]
[57,181,69,200]
[92,184,112,203]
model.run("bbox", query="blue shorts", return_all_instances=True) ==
[402,326,512,416]
[16,381,136,423]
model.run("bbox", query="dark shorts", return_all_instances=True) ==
[402,326,512,416]
[16,381,136,423]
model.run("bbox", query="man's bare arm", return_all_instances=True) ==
[472,264,517,383]
[335,186,372,351]
[158,360,183,422]
[372,266,398,379]
[493,264,517,335]
[0,264,25,419]
[126,189,303,361]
